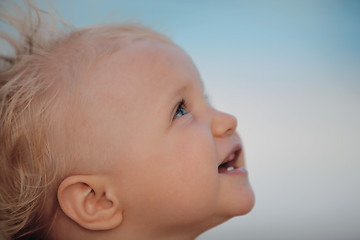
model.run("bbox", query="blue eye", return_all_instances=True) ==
[173,100,188,119]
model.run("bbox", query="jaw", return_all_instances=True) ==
[114,207,232,240]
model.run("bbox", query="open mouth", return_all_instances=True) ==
[218,149,241,173]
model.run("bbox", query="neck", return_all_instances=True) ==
[50,208,228,240]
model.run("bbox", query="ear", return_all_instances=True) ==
[57,175,123,230]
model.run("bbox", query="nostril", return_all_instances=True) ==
[224,126,235,136]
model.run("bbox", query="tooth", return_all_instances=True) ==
[227,166,235,171]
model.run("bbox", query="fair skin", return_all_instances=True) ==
[52,39,254,240]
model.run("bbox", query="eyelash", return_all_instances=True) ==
[173,100,188,120]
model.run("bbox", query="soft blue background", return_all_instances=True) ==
[39,1,360,239]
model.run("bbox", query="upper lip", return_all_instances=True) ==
[218,143,242,168]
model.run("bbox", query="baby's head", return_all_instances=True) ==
[0,3,254,240]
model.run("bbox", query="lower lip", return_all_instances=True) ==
[220,167,248,176]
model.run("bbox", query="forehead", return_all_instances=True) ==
[83,40,203,106]
[106,40,199,86]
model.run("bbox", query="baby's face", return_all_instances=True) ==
[72,40,254,234]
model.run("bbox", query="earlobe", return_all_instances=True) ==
[57,175,123,230]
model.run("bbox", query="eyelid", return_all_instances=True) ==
[171,99,183,121]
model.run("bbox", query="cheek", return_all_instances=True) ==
[113,122,223,223]
[150,163,219,221]
[150,128,219,206]
[163,127,220,205]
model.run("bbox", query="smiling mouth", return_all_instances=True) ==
[218,148,241,174]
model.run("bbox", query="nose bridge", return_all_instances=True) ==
[211,109,237,137]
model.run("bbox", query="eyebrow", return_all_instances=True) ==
[166,83,210,113]
[168,84,189,98]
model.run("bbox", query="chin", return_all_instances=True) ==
[236,187,255,216]
[221,185,255,218]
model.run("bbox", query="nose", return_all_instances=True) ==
[211,110,237,137]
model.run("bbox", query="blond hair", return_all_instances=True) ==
[0,1,171,239]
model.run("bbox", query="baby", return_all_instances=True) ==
[0,2,254,240]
